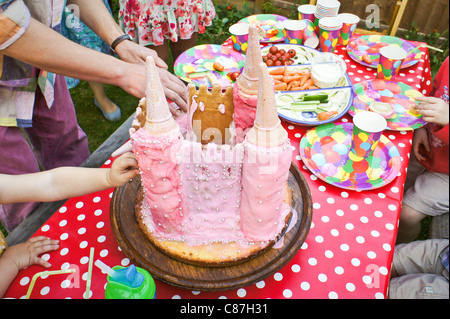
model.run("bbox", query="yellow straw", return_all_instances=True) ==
[26,269,76,299]
[84,247,95,299]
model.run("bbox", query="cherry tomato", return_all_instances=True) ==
[274,60,282,66]
[286,59,294,65]
[282,53,291,61]
[266,59,274,66]
[275,52,282,58]
[288,49,296,58]
[270,55,278,61]
[266,52,273,58]
[262,56,268,63]
[269,46,278,54]
[228,71,241,81]
[279,49,286,55]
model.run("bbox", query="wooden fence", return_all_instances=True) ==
[225,0,449,34]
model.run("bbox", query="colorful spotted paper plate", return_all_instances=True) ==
[174,44,245,87]
[239,14,288,43]
[350,80,427,131]
[299,122,401,191]
[347,35,421,69]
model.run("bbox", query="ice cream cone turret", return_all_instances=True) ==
[246,62,288,147]
[143,56,180,137]
[236,24,262,96]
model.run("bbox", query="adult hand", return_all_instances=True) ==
[412,127,430,162]
[115,40,168,69]
[115,40,188,112]
[414,96,449,127]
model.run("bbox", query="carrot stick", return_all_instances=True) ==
[269,67,285,76]
[272,75,284,80]
[283,75,301,83]
[274,82,288,90]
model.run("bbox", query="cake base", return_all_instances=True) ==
[135,183,293,267]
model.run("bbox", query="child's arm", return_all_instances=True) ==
[0,236,59,298]
[0,152,139,205]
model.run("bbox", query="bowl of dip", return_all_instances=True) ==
[310,53,346,88]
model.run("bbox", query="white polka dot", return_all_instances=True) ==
[340,192,349,198]
[335,266,344,275]
[77,214,86,221]
[96,222,105,229]
[60,248,69,256]
[274,272,283,281]
[351,258,360,266]
[59,206,67,213]
[327,197,335,204]
[237,288,247,298]
[291,264,301,273]
[283,289,293,298]
[315,235,324,243]
[325,250,334,258]
[75,201,84,209]
[313,202,321,209]
[301,282,310,291]
[364,198,372,204]
[97,235,106,243]
[367,251,377,259]
[374,211,383,218]
[379,267,388,275]
[350,204,358,211]
[340,244,349,251]
[328,291,338,299]
[256,280,265,288]
[356,236,365,244]
[330,229,339,236]
[78,227,86,235]
[79,241,88,249]
[41,225,50,232]
[93,196,101,203]
[100,249,109,257]
[388,204,397,211]
[80,256,89,264]
[360,216,369,223]
[59,220,67,227]
[362,275,372,284]
[60,233,69,240]
[336,209,344,216]
[61,279,72,289]
[318,185,326,192]
[94,209,103,216]
[375,292,385,299]
[121,258,130,266]
[318,273,327,282]
[40,286,50,296]
[391,187,399,193]
[371,230,380,237]
[386,223,395,230]
[321,216,330,223]
[383,243,392,251]
[345,223,354,230]
[20,277,30,286]
[346,283,356,292]
[308,258,318,266]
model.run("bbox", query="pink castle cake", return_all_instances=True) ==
[130,53,292,265]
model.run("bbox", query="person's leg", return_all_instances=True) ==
[147,41,171,65]
[24,74,90,170]
[89,81,119,114]
[397,204,427,244]
[0,126,41,232]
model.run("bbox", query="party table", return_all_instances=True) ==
[4,39,433,299]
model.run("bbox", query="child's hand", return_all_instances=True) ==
[2,236,59,270]
[414,96,449,127]
[107,152,140,187]
[412,127,430,162]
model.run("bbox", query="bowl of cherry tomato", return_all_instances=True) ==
[262,46,297,67]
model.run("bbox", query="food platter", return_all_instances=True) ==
[110,163,313,291]
[275,64,353,126]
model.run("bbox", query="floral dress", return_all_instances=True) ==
[119,0,216,46]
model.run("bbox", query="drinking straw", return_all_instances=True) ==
[26,269,76,299]
[94,259,115,277]
[84,247,95,299]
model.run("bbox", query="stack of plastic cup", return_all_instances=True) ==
[313,0,341,34]
[337,13,360,46]
[298,4,316,22]
[319,17,343,52]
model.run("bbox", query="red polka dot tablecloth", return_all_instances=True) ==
[4,39,433,299]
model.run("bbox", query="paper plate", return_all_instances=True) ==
[239,14,288,43]
[350,79,427,131]
[299,122,401,191]
[347,35,421,69]
[174,44,245,87]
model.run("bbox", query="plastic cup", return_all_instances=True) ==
[376,45,408,80]
[105,265,156,299]
[301,19,319,48]
[337,13,360,46]
[298,4,316,22]
[282,20,306,45]
[229,23,250,53]
[349,111,387,160]
[319,17,342,52]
